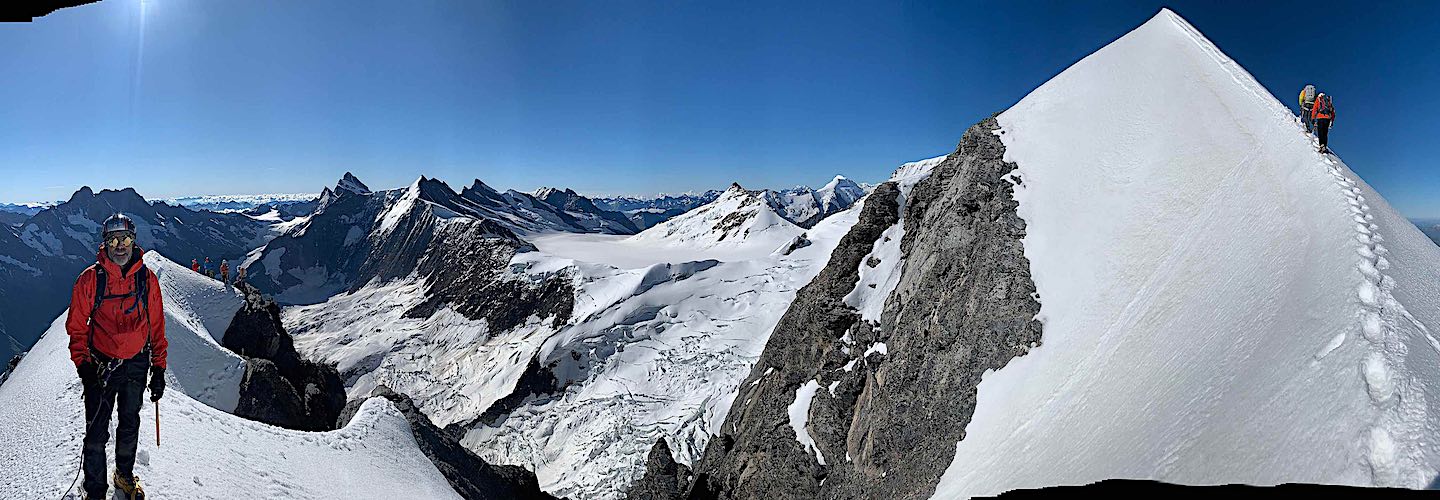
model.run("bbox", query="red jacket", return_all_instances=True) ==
[65,247,168,369]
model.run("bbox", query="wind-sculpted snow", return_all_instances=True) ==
[0,254,460,499]
[930,9,1440,497]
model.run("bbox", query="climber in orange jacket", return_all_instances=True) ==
[64,213,167,499]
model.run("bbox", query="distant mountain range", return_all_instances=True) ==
[164,193,321,212]
[1410,218,1440,247]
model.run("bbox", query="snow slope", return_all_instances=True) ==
[0,253,459,499]
[145,253,247,412]
[932,9,1440,498]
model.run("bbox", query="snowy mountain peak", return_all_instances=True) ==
[629,179,802,251]
[924,7,1440,496]
[413,176,467,207]
[337,172,372,195]
[468,179,499,196]
[821,175,855,189]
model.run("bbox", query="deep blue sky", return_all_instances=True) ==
[3,1,1438,215]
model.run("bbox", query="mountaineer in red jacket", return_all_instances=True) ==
[65,213,167,500]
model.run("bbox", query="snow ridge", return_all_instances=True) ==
[930,8,1440,497]
[1325,154,1436,486]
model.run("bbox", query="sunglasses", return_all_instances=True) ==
[105,232,135,249]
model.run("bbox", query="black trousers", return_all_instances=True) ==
[1316,118,1332,147]
[82,352,150,496]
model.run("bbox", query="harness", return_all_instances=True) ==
[86,262,154,364]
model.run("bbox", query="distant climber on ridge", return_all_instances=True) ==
[190,258,200,274]
[219,259,229,283]
[1311,92,1336,153]
[64,214,168,499]
[1298,84,1316,133]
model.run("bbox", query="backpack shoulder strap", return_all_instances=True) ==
[90,264,107,319]
[87,264,106,357]
[137,264,153,353]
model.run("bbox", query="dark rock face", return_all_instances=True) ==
[668,179,901,500]
[339,386,557,500]
[0,352,22,387]
[248,176,577,334]
[234,358,307,427]
[401,222,575,333]
[626,208,689,231]
[0,211,28,227]
[536,187,642,234]
[225,283,347,431]
[664,116,1043,499]
[625,438,693,500]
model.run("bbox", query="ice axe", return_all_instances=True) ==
[155,403,161,447]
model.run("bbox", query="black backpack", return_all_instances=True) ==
[1316,94,1334,116]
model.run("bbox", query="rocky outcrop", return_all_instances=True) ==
[339,386,557,500]
[648,115,1043,499]
[225,282,346,431]
[0,352,21,387]
[402,224,575,332]
[625,438,693,500]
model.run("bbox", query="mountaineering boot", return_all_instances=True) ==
[112,471,146,500]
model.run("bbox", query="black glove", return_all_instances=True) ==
[77,361,98,389]
[148,366,165,402]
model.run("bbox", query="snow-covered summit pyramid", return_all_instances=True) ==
[815,175,866,215]
[928,8,1440,495]
[628,182,805,254]
[336,172,372,195]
